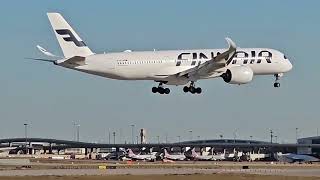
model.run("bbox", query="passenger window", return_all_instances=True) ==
[250,60,255,64]
[232,60,237,64]
[243,60,248,64]
[191,61,196,66]
[257,59,261,63]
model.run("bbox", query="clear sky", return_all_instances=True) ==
[0,0,319,143]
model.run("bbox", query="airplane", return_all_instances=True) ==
[126,149,156,161]
[190,148,226,161]
[190,148,213,161]
[31,13,293,95]
[163,149,186,161]
[275,152,319,164]
[0,147,18,157]
[211,149,226,161]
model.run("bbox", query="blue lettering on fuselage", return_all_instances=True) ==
[176,50,272,66]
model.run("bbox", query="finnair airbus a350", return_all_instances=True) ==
[32,13,292,95]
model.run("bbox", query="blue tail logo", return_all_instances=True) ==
[56,29,86,47]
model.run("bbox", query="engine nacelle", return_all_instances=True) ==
[221,66,254,84]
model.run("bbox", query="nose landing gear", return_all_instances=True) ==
[273,74,282,88]
[152,82,170,94]
[183,82,202,94]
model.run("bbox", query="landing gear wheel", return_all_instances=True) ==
[274,82,280,88]
[152,87,158,93]
[189,86,196,94]
[158,87,164,94]
[183,86,189,93]
[196,87,202,94]
[273,74,282,88]
[164,88,170,94]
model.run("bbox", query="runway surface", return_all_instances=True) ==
[0,168,319,177]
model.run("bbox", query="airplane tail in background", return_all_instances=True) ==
[47,13,94,58]
[191,148,198,157]
[163,149,169,156]
[127,149,135,157]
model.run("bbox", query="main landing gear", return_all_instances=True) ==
[152,82,170,94]
[274,74,282,88]
[183,82,202,94]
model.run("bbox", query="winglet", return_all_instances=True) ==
[36,45,59,58]
[225,37,237,50]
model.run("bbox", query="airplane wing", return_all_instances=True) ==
[176,38,237,80]
[290,154,319,162]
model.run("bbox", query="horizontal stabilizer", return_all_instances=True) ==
[25,57,57,64]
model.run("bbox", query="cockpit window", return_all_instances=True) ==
[284,55,287,59]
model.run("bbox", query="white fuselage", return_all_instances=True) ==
[61,48,292,85]
[164,153,186,161]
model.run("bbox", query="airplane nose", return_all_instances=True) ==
[282,60,292,73]
[286,60,293,72]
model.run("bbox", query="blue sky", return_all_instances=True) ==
[0,0,319,143]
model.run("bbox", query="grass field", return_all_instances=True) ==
[0,174,319,180]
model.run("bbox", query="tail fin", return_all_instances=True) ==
[47,13,94,58]
[127,149,135,156]
[164,149,169,156]
[191,148,198,157]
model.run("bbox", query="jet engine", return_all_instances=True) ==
[221,66,253,84]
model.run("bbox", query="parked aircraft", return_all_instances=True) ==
[163,149,186,161]
[190,148,225,161]
[275,153,319,163]
[31,13,292,95]
[0,147,17,157]
[126,149,156,161]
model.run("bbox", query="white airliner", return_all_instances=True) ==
[32,13,292,94]
[190,148,226,161]
[163,149,186,161]
[126,149,156,161]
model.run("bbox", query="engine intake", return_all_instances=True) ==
[221,66,253,84]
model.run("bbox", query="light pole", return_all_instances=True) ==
[219,134,223,139]
[131,124,135,144]
[189,130,193,141]
[76,124,80,142]
[24,123,28,155]
[233,129,237,143]
[270,130,273,144]
[113,132,116,144]
[295,128,299,144]
[73,121,76,141]
[108,131,111,144]
[250,136,253,141]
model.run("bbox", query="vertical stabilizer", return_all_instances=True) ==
[47,13,94,58]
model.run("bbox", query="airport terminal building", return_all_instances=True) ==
[298,136,320,155]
